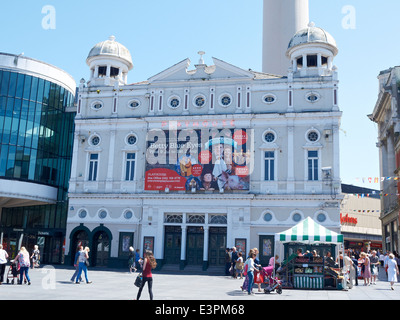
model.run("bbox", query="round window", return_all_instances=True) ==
[170,98,180,108]
[306,93,319,102]
[92,102,103,110]
[292,213,302,222]
[91,136,100,146]
[98,210,107,219]
[264,95,276,104]
[124,211,133,220]
[195,96,205,107]
[317,213,326,223]
[307,131,319,142]
[127,135,137,145]
[264,132,275,143]
[78,210,87,219]
[221,95,231,106]
[129,100,140,108]
[263,213,273,222]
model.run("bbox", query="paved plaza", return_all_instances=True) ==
[1,265,399,300]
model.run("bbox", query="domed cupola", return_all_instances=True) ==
[286,22,338,77]
[86,36,133,86]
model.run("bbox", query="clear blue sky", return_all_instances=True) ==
[2,0,399,191]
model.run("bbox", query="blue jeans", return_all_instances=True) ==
[247,271,254,294]
[19,266,30,284]
[76,262,89,283]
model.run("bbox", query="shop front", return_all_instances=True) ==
[1,228,64,264]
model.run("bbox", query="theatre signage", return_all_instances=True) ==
[144,128,253,192]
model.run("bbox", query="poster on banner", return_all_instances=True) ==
[145,128,252,191]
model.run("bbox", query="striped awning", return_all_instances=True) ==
[276,217,344,243]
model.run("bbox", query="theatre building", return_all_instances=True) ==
[0,53,76,263]
[65,15,343,269]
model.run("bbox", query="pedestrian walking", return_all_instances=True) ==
[231,247,238,279]
[128,247,136,273]
[360,252,371,286]
[370,250,379,285]
[13,247,31,285]
[225,248,231,276]
[75,247,92,284]
[30,245,40,269]
[387,253,399,290]
[253,248,263,292]
[136,250,157,300]
[244,251,259,295]
[351,255,359,286]
[343,251,355,289]
[0,244,9,285]
[379,251,385,268]
[235,252,244,279]
[135,249,142,272]
[70,246,83,283]
[240,249,254,292]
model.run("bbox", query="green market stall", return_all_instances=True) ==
[275,217,345,290]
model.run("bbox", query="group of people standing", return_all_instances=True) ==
[342,249,400,290]
[0,244,40,285]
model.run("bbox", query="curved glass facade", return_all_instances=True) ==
[0,68,75,263]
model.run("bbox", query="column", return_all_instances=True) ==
[180,225,187,270]
[287,125,295,193]
[106,129,116,192]
[203,226,209,271]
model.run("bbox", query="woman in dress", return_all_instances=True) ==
[360,252,371,286]
[31,245,40,268]
[387,253,399,290]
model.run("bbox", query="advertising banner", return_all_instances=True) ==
[145,127,252,191]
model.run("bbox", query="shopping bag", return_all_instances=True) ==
[134,273,143,287]
[243,263,248,276]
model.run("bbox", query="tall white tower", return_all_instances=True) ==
[262,0,309,75]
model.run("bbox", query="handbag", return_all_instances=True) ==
[134,273,143,287]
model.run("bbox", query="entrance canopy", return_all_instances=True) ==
[276,217,343,244]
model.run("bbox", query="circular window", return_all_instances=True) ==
[292,213,302,222]
[264,132,275,143]
[317,213,326,223]
[194,96,206,108]
[306,92,320,103]
[124,210,133,220]
[307,131,319,142]
[91,101,103,110]
[220,95,232,107]
[263,213,273,222]
[91,136,100,146]
[98,210,107,219]
[169,97,180,108]
[263,94,276,104]
[78,210,87,219]
[127,135,137,145]
[128,100,140,109]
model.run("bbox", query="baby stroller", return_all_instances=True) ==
[262,266,283,294]
[6,261,19,284]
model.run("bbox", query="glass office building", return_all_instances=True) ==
[0,53,76,264]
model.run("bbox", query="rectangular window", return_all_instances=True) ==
[264,151,275,181]
[125,153,136,181]
[88,153,98,181]
[308,150,319,181]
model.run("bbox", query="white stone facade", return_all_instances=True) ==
[66,23,342,269]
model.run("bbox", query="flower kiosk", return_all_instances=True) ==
[275,217,345,290]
